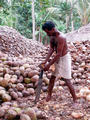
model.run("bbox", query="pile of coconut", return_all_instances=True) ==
[0,51,49,120]
[0,40,90,119]
[67,40,90,101]
[0,26,46,58]
[0,26,90,120]
[66,23,90,42]
[68,40,90,83]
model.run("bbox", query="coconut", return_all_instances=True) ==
[17,92,23,97]
[0,108,5,117]
[16,83,24,91]
[5,109,17,120]
[1,57,7,61]
[28,70,39,78]
[86,94,90,101]
[4,73,11,80]
[11,67,19,71]
[8,70,15,75]
[0,90,6,98]
[23,64,30,69]
[26,83,33,88]
[0,72,3,77]
[0,67,3,72]
[9,75,17,84]
[0,77,3,83]
[18,75,24,83]
[19,103,27,109]
[8,88,14,93]
[36,111,46,119]
[31,75,39,83]
[14,107,22,114]
[23,71,28,77]
[24,107,37,120]
[12,102,18,107]
[1,105,10,113]
[2,93,11,102]
[0,86,5,90]
[73,73,77,78]
[26,68,31,72]
[79,87,90,98]
[10,78,16,84]
[22,90,30,97]
[10,91,18,99]
[4,61,13,66]
[59,80,65,86]
[24,78,31,84]
[2,101,12,106]
[29,65,36,70]
[15,70,21,76]
[76,93,82,98]
[53,86,58,92]
[20,66,25,75]
[0,63,3,67]
[27,88,35,95]
[20,66,25,71]
[71,112,84,119]
[56,117,60,120]
[20,114,31,120]
[58,86,64,91]
[42,86,48,92]
[0,78,9,87]
[43,77,49,85]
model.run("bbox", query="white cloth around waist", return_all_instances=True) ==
[52,52,72,79]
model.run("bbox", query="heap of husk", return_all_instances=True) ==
[0,51,49,120]
[0,25,90,120]
[0,26,46,58]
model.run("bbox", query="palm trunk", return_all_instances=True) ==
[32,0,35,40]
[38,31,42,43]
[66,0,70,32]
[71,0,74,31]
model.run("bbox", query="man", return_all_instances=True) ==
[41,21,77,102]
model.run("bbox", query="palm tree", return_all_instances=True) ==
[75,0,90,25]
[32,0,36,40]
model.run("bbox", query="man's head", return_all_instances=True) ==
[42,21,56,36]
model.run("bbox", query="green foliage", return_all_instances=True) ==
[14,2,32,38]
[0,0,89,44]
[75,0,90,25]
[0,0,8,8]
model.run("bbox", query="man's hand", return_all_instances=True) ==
[43,64,50,71]
[39,62,50,71]
[39,62,45,69]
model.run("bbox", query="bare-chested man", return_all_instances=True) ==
[41,21,77,102]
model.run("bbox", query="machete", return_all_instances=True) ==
[34,69,44,104]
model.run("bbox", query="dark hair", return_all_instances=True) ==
[42,21,55,31]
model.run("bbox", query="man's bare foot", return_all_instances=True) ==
[46,95,51,102]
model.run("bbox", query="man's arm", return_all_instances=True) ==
[43,43,54,64]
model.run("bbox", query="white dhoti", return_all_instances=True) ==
[52,52,72,79]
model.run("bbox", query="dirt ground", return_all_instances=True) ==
[16,79,90,120]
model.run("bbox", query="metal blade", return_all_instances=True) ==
[34,70,43,104]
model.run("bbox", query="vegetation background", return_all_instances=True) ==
[0,0,90,44]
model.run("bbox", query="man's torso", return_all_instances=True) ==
[50,32,68,57]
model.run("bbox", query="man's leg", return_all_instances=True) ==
[46,75,56,102]
[62,78,77,102]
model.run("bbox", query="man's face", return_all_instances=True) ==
[44,29,54,36]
